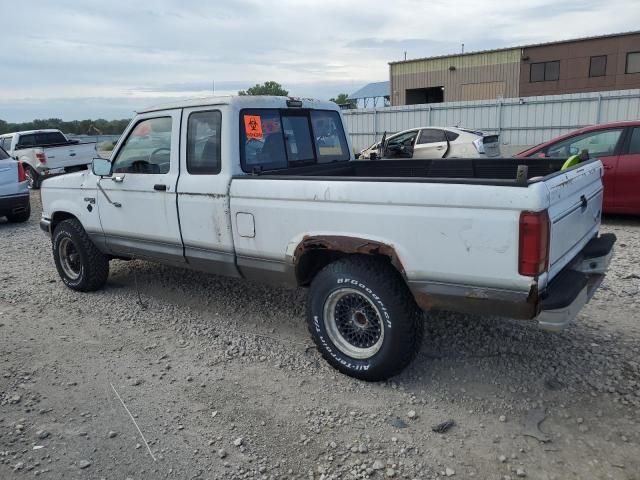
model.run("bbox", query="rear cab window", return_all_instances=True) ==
[0,145,9,160]
[16,132,67,148]
[240,109,349,172]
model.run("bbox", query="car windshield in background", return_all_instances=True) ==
[0,146,9,160]
[241,109,349,172]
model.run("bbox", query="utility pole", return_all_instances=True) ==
[212,80,215,96]
[461,43,464,54]
[404,51,407,61]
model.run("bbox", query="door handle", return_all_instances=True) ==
[436,146,445,150]
[112,175,125,183]
[154,184,167,191]
[603,165,613,170]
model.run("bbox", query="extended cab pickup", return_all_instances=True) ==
[0,129,96,189]
[39,96,615,380]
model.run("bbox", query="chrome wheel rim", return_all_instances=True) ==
[323,288,384,359]
[58,237,81,280]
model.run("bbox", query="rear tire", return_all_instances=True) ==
[25,165,41,189]
[52,219,109,291]
[6,202,30,223]
[307,256,424,381]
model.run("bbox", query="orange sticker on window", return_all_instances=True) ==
[244,115,263,139]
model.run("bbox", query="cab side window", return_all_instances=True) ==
[111,117,173,174]
[187,111,222,174]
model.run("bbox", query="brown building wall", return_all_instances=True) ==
[390,49,520,105]
[519,33,640,97]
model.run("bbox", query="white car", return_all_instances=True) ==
[358,127,501,160]
[0,129,97,189]
[40,95,613,381]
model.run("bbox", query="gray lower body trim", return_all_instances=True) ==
[184,245,241,278]
[236,255,297,286]
[103,234,186,267]
[408,280,536,320]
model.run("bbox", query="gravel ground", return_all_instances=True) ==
[0,192,639,480]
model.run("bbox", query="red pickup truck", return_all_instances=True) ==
[517,121,640,215]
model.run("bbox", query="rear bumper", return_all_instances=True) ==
[408,233,615,329]
[0,193,30,216]
[536,233,615,331]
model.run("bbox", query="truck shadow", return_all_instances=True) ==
[106,259,639,407]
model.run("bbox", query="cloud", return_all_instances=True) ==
[0,0,639,121]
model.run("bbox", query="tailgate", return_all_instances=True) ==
[544,160,603,282]
[0,160,19,196]
[43,143,95,168]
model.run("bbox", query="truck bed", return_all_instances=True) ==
[239,157,581,186]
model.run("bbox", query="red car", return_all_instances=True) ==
[517,121,640,215]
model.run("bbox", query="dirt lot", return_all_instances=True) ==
[1,192,639,480]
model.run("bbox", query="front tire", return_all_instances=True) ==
[307,256,424,381]
[52,219,109,291]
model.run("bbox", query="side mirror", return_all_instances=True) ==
[369,152,377,161]
[354,153,361,159]
[92,157,112,176]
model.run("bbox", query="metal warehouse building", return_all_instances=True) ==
[389,31,640,106]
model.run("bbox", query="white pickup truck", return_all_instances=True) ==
[39,96,615,380]
[0,129,96,189]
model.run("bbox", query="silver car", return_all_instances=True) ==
[358,127,501,160]
[0,146,30,223]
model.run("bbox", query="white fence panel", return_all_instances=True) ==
[343,89,640,152]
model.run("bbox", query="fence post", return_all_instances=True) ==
[428,105,432,126]
[596,93,602,124]
[497,100,503,136]
[373,108,377,138]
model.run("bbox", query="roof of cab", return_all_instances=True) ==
[136,95,339,114]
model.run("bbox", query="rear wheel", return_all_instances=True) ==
[6,203,30,223]
[307,256,424,381]
[25,165,41,189]
[52,219,109,291]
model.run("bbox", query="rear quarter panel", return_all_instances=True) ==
[230,178,549,292]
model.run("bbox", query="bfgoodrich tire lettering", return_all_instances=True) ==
[52,219,109,292]
[307,256,424,381]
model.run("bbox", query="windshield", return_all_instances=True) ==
[240,109,350,172]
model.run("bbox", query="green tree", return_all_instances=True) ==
[330,93,355,108]
[0,118,132,135]
[238,81,288,96]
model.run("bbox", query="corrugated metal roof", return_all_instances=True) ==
[389,30,640,65]
[349,81,390,99]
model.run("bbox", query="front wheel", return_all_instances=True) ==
[52,219,109,291]
[307,256,424,381]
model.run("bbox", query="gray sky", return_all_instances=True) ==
[1,0,639,121]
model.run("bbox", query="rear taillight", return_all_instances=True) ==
[17,162,27,182]
[518,210,550,276]
[35,151,47,164]
[473,137,485,154]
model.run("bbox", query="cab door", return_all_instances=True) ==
[176,107,240,277]
[613,127,640,214]
[96,111,184,264]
